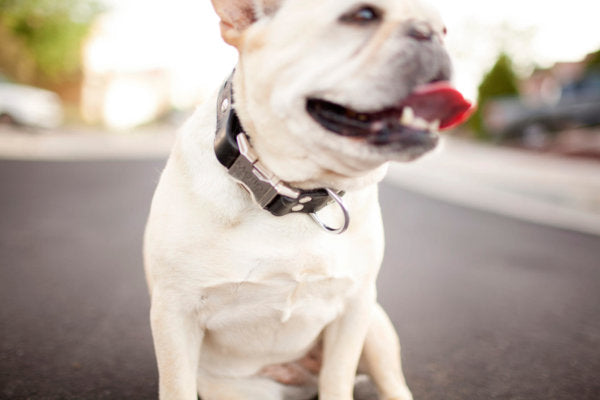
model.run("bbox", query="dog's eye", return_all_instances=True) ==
[340,5,382,25]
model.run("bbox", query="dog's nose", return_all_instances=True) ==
[406,20,434,42]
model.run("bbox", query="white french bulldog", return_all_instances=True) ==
[144,0,472,399]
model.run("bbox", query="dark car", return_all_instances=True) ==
[484,73,600,143]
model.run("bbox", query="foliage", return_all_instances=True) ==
[0,0,104,85]
[469,53,520,140]
[585,49,600,72]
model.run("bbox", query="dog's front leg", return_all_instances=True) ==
[361,303,413,400]
[150,288,202,400]
[319,289,375,400]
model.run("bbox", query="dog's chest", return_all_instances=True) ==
[205,264,353,325]
[193,225,376,364]
[201,240,362,328]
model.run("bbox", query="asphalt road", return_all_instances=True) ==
[1,159,599,400]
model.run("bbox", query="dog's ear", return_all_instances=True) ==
[211,0,281,47]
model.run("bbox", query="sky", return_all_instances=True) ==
[96,0,600,102]
[431,0,600,97]
[434,0,600,65]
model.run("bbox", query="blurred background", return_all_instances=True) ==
[0,0,598,141]
[0,0,599,149]
[1,1,600,399]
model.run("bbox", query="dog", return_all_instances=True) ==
[143,0,472,399]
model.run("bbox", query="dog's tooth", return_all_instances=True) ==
[414,117,429,129]
[401,107,415,125]
[429,119,440,132]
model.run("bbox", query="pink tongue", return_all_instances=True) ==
[402,82,474,130]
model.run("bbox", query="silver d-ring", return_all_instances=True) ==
[310,188,350,235]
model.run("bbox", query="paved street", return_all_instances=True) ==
[1,159,599,400]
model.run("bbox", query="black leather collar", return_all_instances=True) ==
[213,73,342,218]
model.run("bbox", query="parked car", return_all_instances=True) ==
[0,75,64,129]
[484,73,600,143]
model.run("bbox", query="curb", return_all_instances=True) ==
[385,137,600,236]
[0,125,175,161]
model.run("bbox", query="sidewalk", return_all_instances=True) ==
[0,124,176,160]
[386,137,600,236]
[1,124,599,236]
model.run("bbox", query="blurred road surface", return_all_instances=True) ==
[3,125,599,236]
[1,159,599,400]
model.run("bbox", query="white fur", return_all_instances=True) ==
[145,0,449,399]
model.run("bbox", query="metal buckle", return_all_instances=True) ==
[310,188,350,235]
[229,134,300,208]
[231,133,350,234]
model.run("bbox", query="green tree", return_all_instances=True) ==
[469,53,520,140]
[0,0,104,87]
[584,49,600,72]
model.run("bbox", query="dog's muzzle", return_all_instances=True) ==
[306,82,473,150]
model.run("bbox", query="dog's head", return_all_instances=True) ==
[211,0,472,190]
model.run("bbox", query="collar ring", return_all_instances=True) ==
[310,188,350,235]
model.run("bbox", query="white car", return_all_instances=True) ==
[0,77,64,129]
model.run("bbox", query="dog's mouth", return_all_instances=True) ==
[306,82,473,149]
